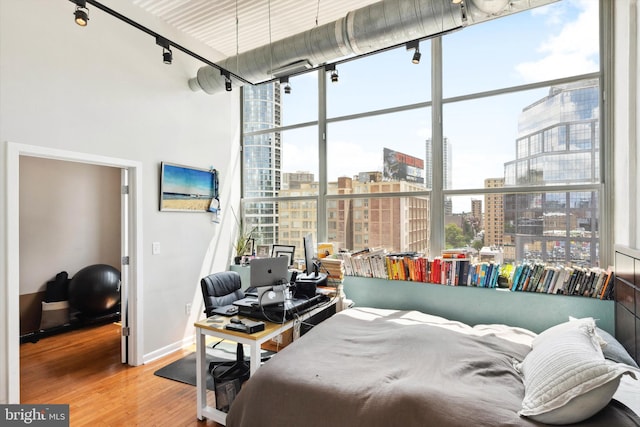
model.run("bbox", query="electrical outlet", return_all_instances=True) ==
[152,242,161,255]
[271,334,283,345]
[185,303,192,315]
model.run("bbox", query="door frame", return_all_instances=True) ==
[5,142,144,403]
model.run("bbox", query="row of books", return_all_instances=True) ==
[510,264,614,299]
[328,250,614,299]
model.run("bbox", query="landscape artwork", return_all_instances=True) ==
[160,162,217,212]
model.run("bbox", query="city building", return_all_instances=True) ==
[242,83,282,244]
[504,79,599,266]
[484,178,505,249]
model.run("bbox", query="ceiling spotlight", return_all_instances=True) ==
[325,64,339,83]
[452,0,463,3]
[406,40,421,64]
[280,77,291,94]
[412,48,421,65]
[73,0,89,27]
[155,36,173,65]
[221,70,232,91]
[163,47,172,65]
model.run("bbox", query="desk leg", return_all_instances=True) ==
[249,343,261,376]
[196,328,206,420]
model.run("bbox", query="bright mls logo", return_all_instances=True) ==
[1,405,69,426]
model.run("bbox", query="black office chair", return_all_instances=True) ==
[200,271,272,377]
[200,271,245,316]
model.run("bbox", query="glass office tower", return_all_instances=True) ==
[504,79,599,266]
[242,83,281,244]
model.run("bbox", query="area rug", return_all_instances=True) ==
[154,352,218,390]
[153,342,272,390]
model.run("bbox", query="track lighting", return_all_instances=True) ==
[280,77,291,94]
[163,47,172,65]
[73,0,89,27]
[155,36,173,65]
[406,40,421,64]
[222,70,232,91]
[326,64,338,83]
[412,48,421,64]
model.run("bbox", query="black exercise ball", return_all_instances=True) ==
[68,264,121,315]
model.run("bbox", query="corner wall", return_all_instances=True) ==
[0,0,241,402]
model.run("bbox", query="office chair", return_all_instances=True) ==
[200,271,271,374]
[200,271,245,316]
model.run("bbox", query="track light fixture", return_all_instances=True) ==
[156,36,172,65]
[412,48,421,64]
[73,0,89,27]
[280,77,291,94]
[222,70,232,91]
[163,47,173,64]
[326,64,338,83]
[406,40,421,64]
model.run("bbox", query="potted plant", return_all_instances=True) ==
[234,222,256,265]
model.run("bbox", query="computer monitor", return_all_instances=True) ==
[303,233,318,277]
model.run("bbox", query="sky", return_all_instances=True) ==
[276,0,599,213]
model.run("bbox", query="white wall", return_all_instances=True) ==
[19,157,121,294]
[614,0,640,247]
[1,0,242,402]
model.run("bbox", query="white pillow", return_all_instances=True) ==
[516,318,635,425]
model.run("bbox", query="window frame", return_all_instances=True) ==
[241,0,612,267]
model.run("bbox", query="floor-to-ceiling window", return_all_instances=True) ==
[242,0,607,268]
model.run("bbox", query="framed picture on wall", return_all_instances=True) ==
[160,162,218,212]
[271,245,295,267]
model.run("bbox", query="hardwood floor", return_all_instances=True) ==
[20,322,222,427]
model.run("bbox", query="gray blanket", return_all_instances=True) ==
[226,307,639,427]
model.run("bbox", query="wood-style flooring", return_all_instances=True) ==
[20,322,221,427]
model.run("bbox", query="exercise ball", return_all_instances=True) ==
[68,264,121,315]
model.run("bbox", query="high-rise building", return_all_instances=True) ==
[484,178,505,249]
[242,83,281,244]
[503,79,599,266]
[277,180,318,249]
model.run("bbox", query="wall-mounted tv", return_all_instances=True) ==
[160,162,218,212]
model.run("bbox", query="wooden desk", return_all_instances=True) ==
[194,299,337,424]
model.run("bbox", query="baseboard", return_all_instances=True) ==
[143,334,195,364]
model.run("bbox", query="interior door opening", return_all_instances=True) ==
[5,142,143,403]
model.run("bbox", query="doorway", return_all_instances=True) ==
[5,142,143,403]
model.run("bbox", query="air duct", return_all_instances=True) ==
[188,0,558,94]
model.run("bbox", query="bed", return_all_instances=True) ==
[226,307,640,427]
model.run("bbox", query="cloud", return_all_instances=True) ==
[327,141,382,179]
[516,0,598,82]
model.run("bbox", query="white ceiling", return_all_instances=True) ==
[131,0,382,59]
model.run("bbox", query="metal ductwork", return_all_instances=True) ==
[188,0,558,94]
